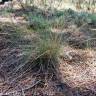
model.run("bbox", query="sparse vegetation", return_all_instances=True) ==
[0,0,96,96]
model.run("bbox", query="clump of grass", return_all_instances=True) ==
[26,12,49,30]
[50,9,91,29]
[37,38,60,58]
[33,36,61,72]
[88,13,96,24]
[51,15,65,29]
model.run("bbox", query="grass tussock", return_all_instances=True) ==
[36,38,61,58]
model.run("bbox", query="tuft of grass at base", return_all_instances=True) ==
[31,35,62,72]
